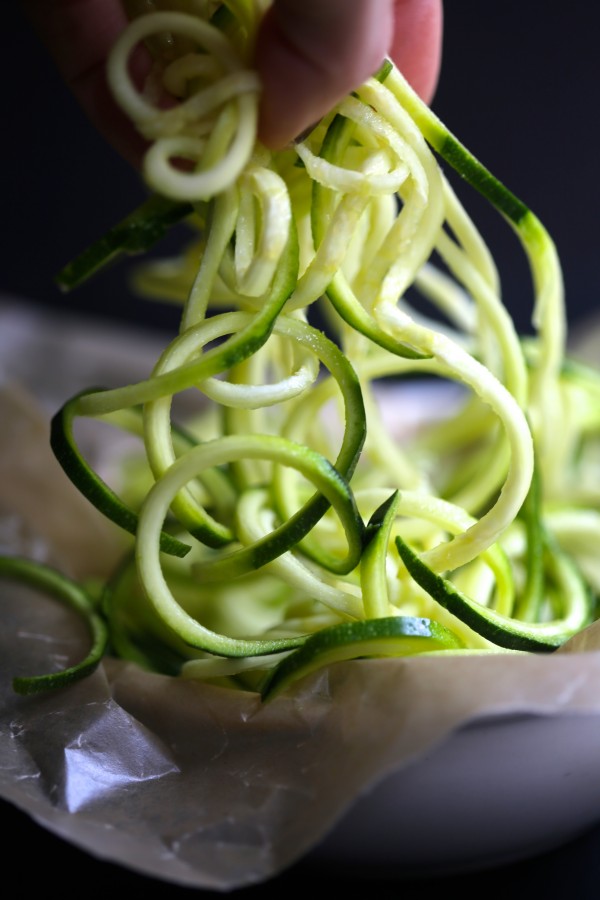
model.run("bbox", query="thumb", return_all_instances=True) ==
[255,0,394,149]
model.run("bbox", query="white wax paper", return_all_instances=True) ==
[3,298,600,889]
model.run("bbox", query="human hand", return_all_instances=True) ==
[256,0,443,148]
[21,0,443,163]
[21,0,146,166]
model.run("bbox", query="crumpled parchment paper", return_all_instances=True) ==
[3,298,600,890]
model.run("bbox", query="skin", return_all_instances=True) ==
[257,0,443,148]
[21,0,443,162]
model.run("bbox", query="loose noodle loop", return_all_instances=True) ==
[107,10,260,200]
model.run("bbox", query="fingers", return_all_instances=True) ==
[21,0,147,166]
[255,0,394,149]
[22,1,443,165]
[255,0,443,149]
[389,0,443,104]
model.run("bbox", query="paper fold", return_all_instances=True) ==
[3,299,600,888]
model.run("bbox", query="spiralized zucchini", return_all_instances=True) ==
[6,1,600,700]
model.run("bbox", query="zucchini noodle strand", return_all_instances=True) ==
[17,2,598,696]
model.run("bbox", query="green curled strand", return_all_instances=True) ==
[261,614,464,701]
[136,434,366,655]
[50,391,192,558]
[1,556,108,694]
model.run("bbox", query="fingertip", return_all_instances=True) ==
[255,1,392,149]
[390,0,444,103]
[254,8,324,149]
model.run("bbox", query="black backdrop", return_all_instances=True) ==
[4,2,600,338]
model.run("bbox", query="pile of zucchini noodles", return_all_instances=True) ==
[5,0,600,700]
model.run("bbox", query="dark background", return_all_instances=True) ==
[3,2,600,895]
[3,2,600,339]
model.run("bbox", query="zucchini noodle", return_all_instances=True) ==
[6,0,600,700]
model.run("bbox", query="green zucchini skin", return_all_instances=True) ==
[0,556,108,694]
[50,392,192,558]
[56,195,194,292]
[394,536,586,653]
[261,614,464,701]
